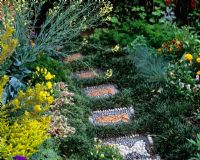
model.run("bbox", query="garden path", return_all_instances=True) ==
[65,53,161,160]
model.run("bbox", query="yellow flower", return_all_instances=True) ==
[1,44,9,54]
[0,24,18,65]
[157,48,162,53]
[6,24,14,36]
[47,96,54,105]
[31,40,35,48]
[12,99,20,108]
[24,111,30,117]
[100,1,113,16]
[34,105,42,112]
[46,81,53,89]
[12,39,19,47]
[38,91,47,101]
[112,45,120,52]
[27,88,33,95]
[196,58,200,63]
[44,68,47,74]
[36,66,40,72]
[2,75,9,85]
[105,69,113,79]
[169,47,173,52]
[185,53,193,61]
[45,72,55,80]
[196,70,200,75]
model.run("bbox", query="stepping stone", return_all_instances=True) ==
[64,53,83,63]
[73,69,102,79]
[102,135,160,160]
[56,45,64,51]
[83,84,119,98]
[89,107,134,126]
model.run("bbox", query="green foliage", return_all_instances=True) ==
[132,6,147,20]
[90,20,177,49]
[36,0,105,56]
[188,134,200,160]
[172,26,200,52]
[130,21,175,47]
[0,0,106,101]
[30,139,62,160]
[61,135,93,157]
[27,54,68,82]
[129,46,167,83]
[81,26,200,159]
[90,25,134,47]
[125,35,148,54]
[88,139,123,160]
[188,2,200,31]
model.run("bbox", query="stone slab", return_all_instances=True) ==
[64,53,83,63]
[102,135,160,160]
[73,69,102,79]
[89,107,134,126]
[83,84,119,98]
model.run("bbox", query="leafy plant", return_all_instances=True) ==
[125,35,148,54]
[0,0,109,100]
[188,134,200,160]
[30,139,62,160]
[88,139,123,160]
[28,54,68,83]
[129,46,168,83]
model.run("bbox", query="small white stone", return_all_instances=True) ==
[130,107,134,114]
[88,117,93,123]
[147,135,154,145]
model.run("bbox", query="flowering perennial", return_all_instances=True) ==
[0,24,18,64]
[0,76,53,158]
[185,53,193,61]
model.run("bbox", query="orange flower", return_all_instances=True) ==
[196,70,200,75]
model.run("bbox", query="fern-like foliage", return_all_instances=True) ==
[130,46,168,83]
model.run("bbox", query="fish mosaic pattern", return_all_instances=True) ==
[89,107,134,126]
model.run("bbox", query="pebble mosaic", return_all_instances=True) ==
[89,107,134,126]
[102,135,160,160]
[73,69,102,79]
[83,84,119,98]
[64,53,83,62]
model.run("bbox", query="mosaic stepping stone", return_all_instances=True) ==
[83,84,119,98]
[102,135,160,160]
[73,69,102,79]
[89,107,134,126]
[64,53,83,63]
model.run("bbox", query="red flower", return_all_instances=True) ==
[166,0,171,6]
[191,0,196,9]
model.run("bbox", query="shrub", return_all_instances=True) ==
[88,139,123,160]
[0,76,52,158]
[129,46,168,83]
